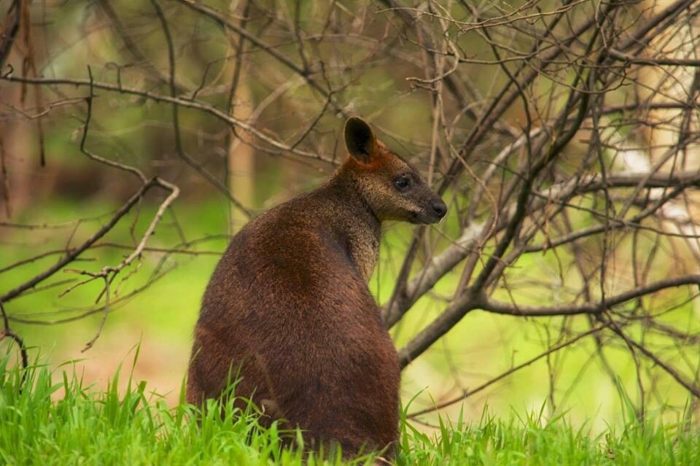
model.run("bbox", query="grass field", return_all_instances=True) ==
[2,358,699,466]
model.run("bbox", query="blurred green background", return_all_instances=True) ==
[1,0,698,434]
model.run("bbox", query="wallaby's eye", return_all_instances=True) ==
[393,175,412,192]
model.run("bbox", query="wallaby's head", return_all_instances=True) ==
[342,117,447,224]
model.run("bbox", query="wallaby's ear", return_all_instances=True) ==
[344,117,375,164]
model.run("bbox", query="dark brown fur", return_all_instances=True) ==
[186,118,446,459]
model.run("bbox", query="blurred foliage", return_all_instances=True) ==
[1,0,699,432]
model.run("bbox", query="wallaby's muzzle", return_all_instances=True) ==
[429,198,448,220]
[411,195,447,224]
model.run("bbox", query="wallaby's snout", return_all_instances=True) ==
[394,175,447,225]
[404,186,446,225]
[427,196,448,222]
[343,117,448,225]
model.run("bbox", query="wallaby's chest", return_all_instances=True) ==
[343,225,379,282]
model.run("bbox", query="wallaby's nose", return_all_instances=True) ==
[431,199,447,219]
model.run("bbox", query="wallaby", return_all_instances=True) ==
[186,117,447,459]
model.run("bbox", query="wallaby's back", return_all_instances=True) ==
[187,117,447,458]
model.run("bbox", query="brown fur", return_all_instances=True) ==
[186,117,446,459]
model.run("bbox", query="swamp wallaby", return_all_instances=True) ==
[186,117,447,458]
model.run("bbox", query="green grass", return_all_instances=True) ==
[1,358,699,466]
[0,357,365,466]
[400,409,700,465]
